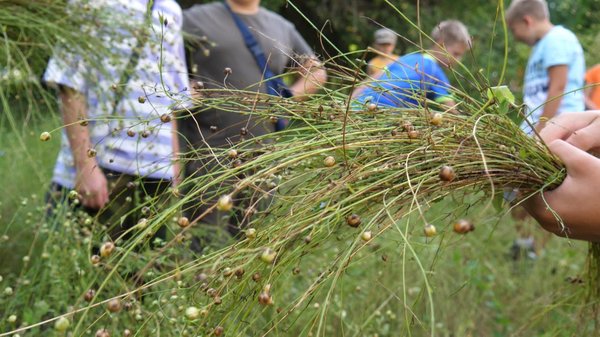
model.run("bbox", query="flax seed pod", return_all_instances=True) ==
[424,224,437,237]
[346,214,361,228]
[439,165,456,182]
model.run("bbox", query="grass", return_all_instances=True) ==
[0,151,591,336]
[0,107,60,276]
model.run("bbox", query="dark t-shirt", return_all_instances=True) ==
[181,2,314,147]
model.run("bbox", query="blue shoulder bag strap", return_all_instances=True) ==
[222,1,293,103]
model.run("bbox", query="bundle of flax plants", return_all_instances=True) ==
[151,86,568,336]
[0,0,114,110]
[3,83,577,337]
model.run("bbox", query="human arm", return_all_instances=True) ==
[285,26,327,100]
[524,111,600,241]
[288,56,327,100]
[534,65,568,132]
[59,86,109,209]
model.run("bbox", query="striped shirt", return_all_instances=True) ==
[43,0,189,188]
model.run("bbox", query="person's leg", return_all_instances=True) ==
[96,170,171,246]
[181,155,223,224]
[136,176,172,244]
[181,153,245,252]
[94,171,138,242]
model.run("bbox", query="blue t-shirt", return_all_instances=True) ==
[522,25,585,133]
[356,53,452,108]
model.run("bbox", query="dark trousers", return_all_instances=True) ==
[181,156,237,231]
[181,154,273,252]
[46,169,171,244]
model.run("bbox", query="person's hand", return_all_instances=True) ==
[75,164,109,209]
[524,111,600,241]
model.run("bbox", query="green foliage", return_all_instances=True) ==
[0,191,592,336]
[179,0,600,97]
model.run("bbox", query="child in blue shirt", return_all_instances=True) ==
[506,0,585,255]
[506,0,585,134]
[354,20,471,109]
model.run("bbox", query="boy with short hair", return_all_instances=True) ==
[506,0,585,255]
[506,0,585,133]
[355,20,471,108]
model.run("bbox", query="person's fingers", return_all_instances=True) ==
[564,115,600,153]
[78,188,94,208]
[79,185,109,209]
[85,193,102,209]
[547,139,596,177]
[92,196,103,209]
[539,112,599,143]
[522,191,561,235]
[83,196,98,209]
